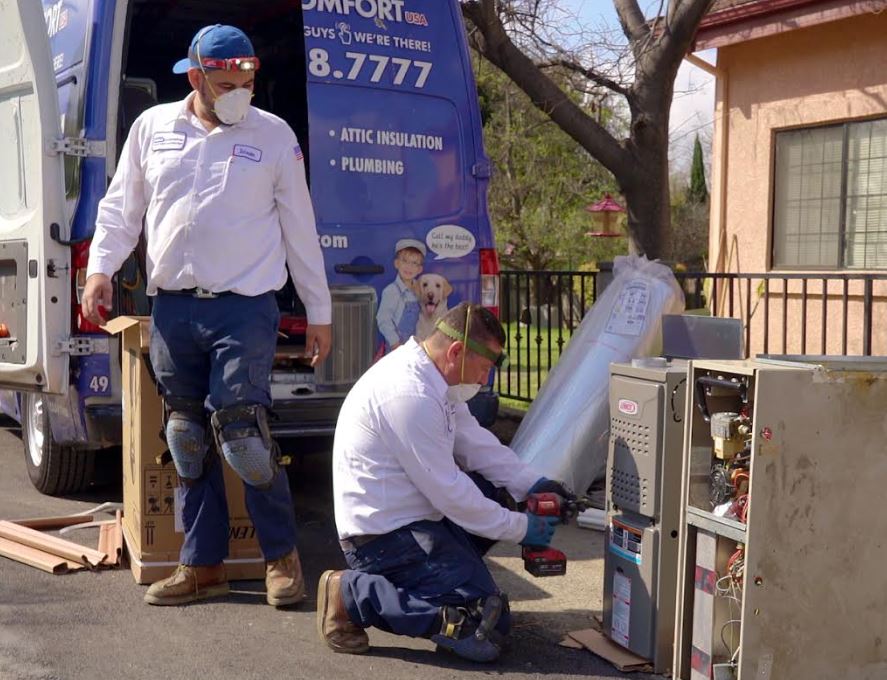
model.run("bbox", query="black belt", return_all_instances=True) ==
[157,287,235,299]
[339,534,381,551]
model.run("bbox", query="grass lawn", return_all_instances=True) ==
[496,321,576,405]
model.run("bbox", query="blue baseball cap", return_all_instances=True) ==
[172,24,256,74]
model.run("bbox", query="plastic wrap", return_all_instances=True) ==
[511,255,685,494]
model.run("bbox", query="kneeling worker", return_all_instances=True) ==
[318,303,573,661]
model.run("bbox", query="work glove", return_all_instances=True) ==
[520,514,560,547]
[528,477,577,501]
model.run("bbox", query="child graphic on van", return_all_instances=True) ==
[376,238,425,352]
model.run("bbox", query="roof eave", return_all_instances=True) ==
[692,0,881,51]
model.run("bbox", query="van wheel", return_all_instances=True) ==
[21,392,95,496]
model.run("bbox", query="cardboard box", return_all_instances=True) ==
[105,316,265,584]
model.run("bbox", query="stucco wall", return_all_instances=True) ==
[707,10,887,355]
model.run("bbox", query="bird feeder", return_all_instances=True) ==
[585,193,625,237]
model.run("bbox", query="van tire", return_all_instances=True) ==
[21,392,95,496]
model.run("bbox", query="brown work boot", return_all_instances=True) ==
[265,548,306,607]
[143,564,229,606]
[317,570,370,654]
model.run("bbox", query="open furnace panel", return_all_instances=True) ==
[673,358,887,680]
[680,362,755,680]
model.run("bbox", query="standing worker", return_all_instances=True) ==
[81,25,332,607]
[318,302,574,661]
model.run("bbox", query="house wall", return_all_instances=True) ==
[708,10,887,355]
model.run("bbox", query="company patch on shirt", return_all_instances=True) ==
[151,132,186,151]
[233,144,262,162]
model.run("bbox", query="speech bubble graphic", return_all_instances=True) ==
[426,224,476,260]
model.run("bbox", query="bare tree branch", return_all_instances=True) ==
[538,58,630,98]
[462,1,631,179]
[614,0,649,43]
[666,0,716,59]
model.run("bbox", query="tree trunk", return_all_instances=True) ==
[622,145,672,259]
[619,99,672,259]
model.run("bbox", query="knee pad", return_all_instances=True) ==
[431,594,508,663]
[164,401,209,480]
[211,404,275,488]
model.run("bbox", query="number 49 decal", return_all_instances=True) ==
[88,375,110,393]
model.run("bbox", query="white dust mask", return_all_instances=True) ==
[446,383,481,404]
[213,87,252,125]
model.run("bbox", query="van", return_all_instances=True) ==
[0,0,500,495]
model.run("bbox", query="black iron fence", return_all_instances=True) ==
[497,269,887,403]
[497,270,597,403]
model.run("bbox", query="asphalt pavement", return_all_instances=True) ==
[0,416,652,680]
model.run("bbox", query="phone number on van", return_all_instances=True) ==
[309,48,432,89]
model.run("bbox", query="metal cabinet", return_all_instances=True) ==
[604,360,688,673]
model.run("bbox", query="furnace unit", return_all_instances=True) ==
[602,315,742,673]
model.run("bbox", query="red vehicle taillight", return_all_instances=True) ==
[479,248,500,318]
[279,315,307,335]
[71,241,106,333]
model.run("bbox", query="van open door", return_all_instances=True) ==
[0,0,72,394]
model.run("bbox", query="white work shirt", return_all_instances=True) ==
[333,338,540,543]
[87,93,331,324]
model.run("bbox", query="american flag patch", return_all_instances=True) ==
[293,144,304,161]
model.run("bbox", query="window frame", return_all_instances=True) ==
[770,115,887,271]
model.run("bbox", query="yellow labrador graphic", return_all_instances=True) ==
[414,273,453,340]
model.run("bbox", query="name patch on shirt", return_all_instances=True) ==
[232,144,262,162]
[151,132,186,151]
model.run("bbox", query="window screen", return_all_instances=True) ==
[845,119,887,268]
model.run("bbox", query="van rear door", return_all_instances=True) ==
[0,0,71,394]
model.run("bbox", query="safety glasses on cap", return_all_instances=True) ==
[435,314,509,369]
[194,55,261,72]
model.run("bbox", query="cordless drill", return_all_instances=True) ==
[522,492,591,577]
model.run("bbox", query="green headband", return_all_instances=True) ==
[435,319,508,369]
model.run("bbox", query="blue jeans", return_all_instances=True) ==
[338,474,512,639]
[149,292,298,565]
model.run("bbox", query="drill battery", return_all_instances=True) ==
[522,546,567,577]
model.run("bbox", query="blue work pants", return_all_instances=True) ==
[338,474,511,639]
[149,292,298,565]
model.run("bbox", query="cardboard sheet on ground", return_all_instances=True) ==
[511,255,684,493]
[563,628,653,673]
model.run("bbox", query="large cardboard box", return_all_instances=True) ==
[106,316,265,584]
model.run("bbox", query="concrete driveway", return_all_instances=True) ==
[0,417,652,680]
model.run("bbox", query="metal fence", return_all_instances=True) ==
[497,270,597,403]
[497,269,887,403]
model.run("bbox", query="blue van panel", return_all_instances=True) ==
[303,1,495,352]
[44,0,116,241]
[74,0,116,241]
[43,0,89,71]
[82,0,115,138]
[309,86,465,225]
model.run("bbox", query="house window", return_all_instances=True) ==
[772,118,887,269]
